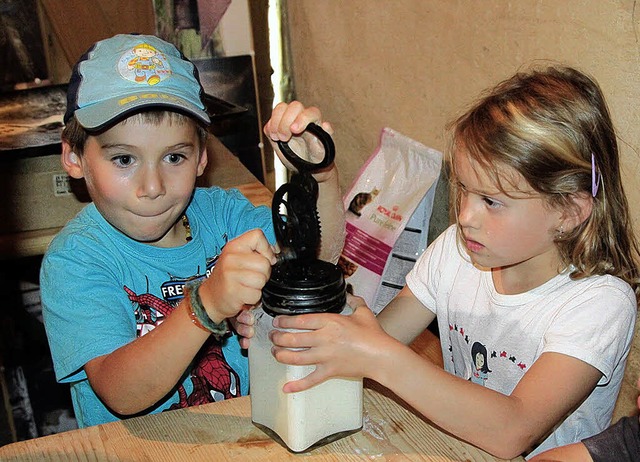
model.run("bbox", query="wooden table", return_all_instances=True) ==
[0,387,523,461]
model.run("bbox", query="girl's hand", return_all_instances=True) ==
[269,304,395,392]
[263,101,336,183]
[198,229,276,322]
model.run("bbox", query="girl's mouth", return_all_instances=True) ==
[465,238,484,253]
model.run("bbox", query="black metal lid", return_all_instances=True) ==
[262,259,346,316]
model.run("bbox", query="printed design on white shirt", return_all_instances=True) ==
[448,322,528,386]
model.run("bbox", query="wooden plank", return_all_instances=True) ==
[39,0,155,67]
[0,388,522,461]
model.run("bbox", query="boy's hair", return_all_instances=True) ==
[447,65,640,298]
[64,33,210,133]
[62,111,209,155]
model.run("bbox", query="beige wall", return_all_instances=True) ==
[286,1,640,230]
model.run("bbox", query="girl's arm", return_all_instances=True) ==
[271,288,603,460]
[376,285,436,343]
[528,441,593,461]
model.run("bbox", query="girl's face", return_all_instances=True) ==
[454,148,564,293]
[66,118,207,248]
[475,352,484,369]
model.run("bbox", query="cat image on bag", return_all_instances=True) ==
[338,255,359,278]
[347,187,379,217]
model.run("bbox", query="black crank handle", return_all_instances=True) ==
[276,122,335,173]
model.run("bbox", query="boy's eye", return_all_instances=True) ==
[166,153,186,164]
[113,155,133,167]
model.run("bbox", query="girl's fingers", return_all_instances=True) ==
[346,293,367,309]
[282,370,328,393]
[271,344,319,365]
[319,121,334,135]
[273,312,332,331]
[270,329,319,350]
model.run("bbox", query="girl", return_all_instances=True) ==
[254,66,640,459]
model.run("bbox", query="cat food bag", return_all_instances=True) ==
[340,127,442,314]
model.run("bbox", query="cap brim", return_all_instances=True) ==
[74,91,211,132]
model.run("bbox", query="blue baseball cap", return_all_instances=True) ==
[64,33,211,131]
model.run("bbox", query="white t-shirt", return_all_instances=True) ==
[405,225,637,458]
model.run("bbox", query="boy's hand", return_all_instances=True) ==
[231,309,256,350]
[264,101,336,183]
[198,229,276,323]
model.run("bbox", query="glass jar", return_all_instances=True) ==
[248,259,363,452]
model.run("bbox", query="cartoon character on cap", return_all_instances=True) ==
[127,42,164,85]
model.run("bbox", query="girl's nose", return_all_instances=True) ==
[457,194,477,228]
[138,166,165,199]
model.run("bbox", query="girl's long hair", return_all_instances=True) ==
[447,65,640,301]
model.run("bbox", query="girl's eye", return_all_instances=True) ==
[483,197,502,209]
[113,155,133,167]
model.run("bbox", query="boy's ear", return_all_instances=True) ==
[562,191,593,232]
[61,141,85,179]
[196,147,208,177]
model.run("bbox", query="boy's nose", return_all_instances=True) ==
[138,167,165,199]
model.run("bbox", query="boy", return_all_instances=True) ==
[40,33,344,428]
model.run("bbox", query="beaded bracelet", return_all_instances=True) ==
[185,279,230,341]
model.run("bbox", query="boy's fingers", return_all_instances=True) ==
[236,309,255,326]
[234,229,276,264]
[289,105,322,134]
[239,337,251,350]
[235,323,254,341]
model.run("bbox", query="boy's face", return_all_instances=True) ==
[63,117,207,247]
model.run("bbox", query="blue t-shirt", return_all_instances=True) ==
[40,187,274,427]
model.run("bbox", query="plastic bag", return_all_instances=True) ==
[339,127,442,314]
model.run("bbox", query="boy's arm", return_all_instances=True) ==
[84,298,211,415]
[85,229,275,415]
[313,164,345,263]
[264,101,346,263]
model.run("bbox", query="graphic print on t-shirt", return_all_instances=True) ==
[124,248,241,409]
[448,323,528,386]
[470,341,492,385]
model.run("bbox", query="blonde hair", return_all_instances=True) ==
[447,65,640,300]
